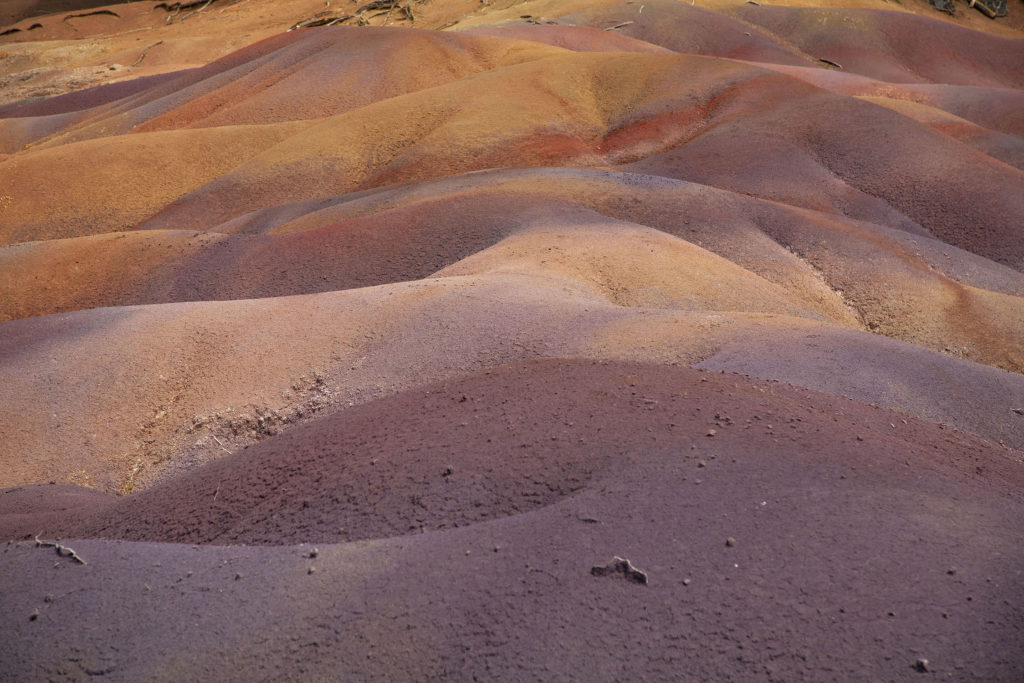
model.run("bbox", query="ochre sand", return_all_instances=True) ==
[1,0,1022,678]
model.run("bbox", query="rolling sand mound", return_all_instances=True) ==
[740,64,1024,137]
[857,96,1024,170]
[5,42,1019,268]
[3,261,1023,493]
[13,165,1023,369]
[1,0,1023,678]
[2,163,1023,492]
[19,359,1022,545]
[3,361,1023,679]
[34,27,567,145]
[726,5,1024,87]
[1,169,864,322]
[463,23,674,54]
[559,0,820,66]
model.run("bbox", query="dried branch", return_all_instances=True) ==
[288,0,415,31]
[288,13,354,31]
[35,536,87,565]
[132,40,164,67]
[591,556,648,584]
[62,10,120,22]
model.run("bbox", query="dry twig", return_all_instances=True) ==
[35,536,87,565]
[211,435,232,455]
[968,0,998,18]
[288,0,414,30]
[132,40,164,67]
[591,556,648,584]
[63,10,120,22]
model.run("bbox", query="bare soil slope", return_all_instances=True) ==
[2,0,1023,679]
[3,361,1024,679]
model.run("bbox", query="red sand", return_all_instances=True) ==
[1,0,1023,678]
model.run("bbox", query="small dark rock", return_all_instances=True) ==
[913,658,930,673]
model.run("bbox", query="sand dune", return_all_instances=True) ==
[2,264,1022,494]
[1,0,1022,678]
[3,361,1023,679]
